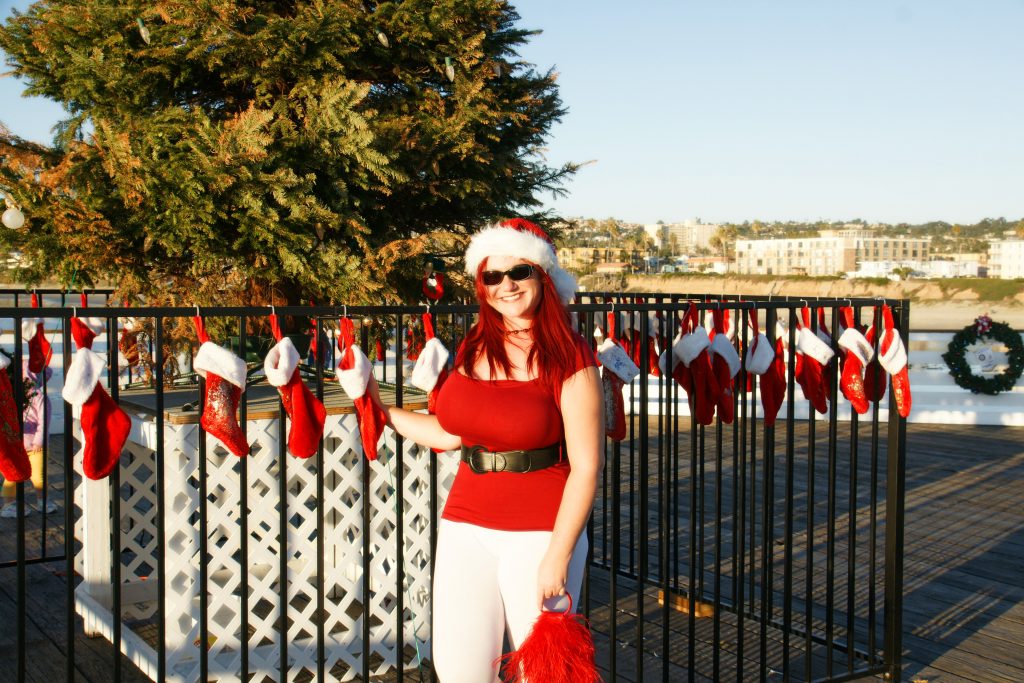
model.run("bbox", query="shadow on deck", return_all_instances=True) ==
[1,423,1022,682]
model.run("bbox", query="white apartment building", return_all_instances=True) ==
[989,240,1024,279]
[734,236,855,276]
[643,219,720,253]
[820,230,930,263]
[735,231,931,277]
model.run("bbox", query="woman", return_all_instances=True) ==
[369,218,604,683]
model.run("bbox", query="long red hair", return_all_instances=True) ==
[457,258,580,391]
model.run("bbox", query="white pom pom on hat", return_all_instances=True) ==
[464,218,577,304]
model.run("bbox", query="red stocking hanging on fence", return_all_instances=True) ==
[597,330,640,442]
[709,307,741,424]
[795,307,835,415]
[0,353,31,483]
[673,304,720,426]
[23,293,52,374]
[410,312,450,414]
[264,314,327,458]
[743,308,780,423]
[337,317,387,460]
[816,308,837,390]
[863,308,887,405]
[759,322,789,428]
[61,303,131,479]
[837,307,872,415]
[192,315,250,457]
[878,305,913,418]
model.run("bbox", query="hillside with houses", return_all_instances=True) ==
[554,216,1024,281]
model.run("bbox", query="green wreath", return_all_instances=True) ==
[942,317,1024,395]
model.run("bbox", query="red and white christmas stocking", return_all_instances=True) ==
[23,293,52,374]
[862,309,887,405]
[0,353,31,482]
[816,308,837,390]
[410,312,450,414]
[744,309,778,419]
[264,314,327,459]
[763,335,788,426]
[837,307,872,415]
[878,305,912,418]
[337,317,387,460]
[660,326,693,395]
[795,308,835,415]
[673,305,720,426]
[597,335,640,441]
[192,316,250,457]
[61,309,131,480]
[709,307,741,424]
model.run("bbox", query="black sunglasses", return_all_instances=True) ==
[481,263,535,286]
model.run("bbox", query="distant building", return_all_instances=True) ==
[989,240,1024,279]
[557,246,644,273]
[734,236,855,276]
[644,219,720,253]
[594,261,631,274]
[735,231,930,276]
[687,256,730,274]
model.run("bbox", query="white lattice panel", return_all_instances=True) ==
[74,408,459,682]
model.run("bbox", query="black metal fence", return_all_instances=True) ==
[0,291,908,682]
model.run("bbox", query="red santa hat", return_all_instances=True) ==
[464,218,577,304]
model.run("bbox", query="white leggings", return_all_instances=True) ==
[431,519,589,683]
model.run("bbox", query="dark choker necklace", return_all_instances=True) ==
[505,327,532,336]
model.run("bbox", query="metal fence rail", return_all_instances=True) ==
[0,292,908,682]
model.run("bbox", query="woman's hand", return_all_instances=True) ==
[536,550,570,609]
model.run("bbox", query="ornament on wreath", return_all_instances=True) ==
[942,314,1024,395]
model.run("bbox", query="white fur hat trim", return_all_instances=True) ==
[411,337,450,393]
[61,347,106,407]
[21,318,41,340]
[710,333,741,378]
[337,344,372,399]
[797,327,835,366]
[879,331,908,374]
[838,327,874,366]
[597,338,640,383]
[745,333,775,375]
[463,223,577,304]
[194,341,248,390]
[264,337,300,387]
[675,326,711,367]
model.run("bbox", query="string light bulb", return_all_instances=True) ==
[2,205,25,230]
[444,56,455,81]
[376,30,389,48]
[137,18,151,44]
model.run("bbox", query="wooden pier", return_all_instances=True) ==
[1,422,1021,682]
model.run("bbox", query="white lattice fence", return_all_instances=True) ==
[73,408,458,682]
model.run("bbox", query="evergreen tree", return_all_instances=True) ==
[0,1,575,305]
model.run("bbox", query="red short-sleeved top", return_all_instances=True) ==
[434,334,596,531]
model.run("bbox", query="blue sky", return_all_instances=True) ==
[3,0,1022,225]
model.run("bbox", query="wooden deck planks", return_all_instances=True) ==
[0,421,1021,682]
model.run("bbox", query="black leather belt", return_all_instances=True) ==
[461,443,562,474]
